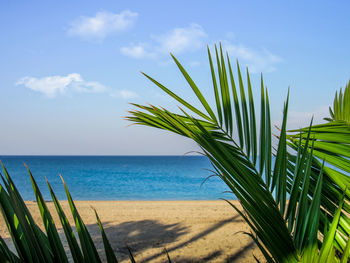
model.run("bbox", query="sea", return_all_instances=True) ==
[0,156,232,201]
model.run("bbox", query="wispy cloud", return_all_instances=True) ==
[110,89,139,99]
[120,23,207,59]
[120,43,156,59]
[286,106,329,129]
[16,73,106,97]
[16,73,139,100]
[153,23,207,54]
[222,40,282,73]
[120,25,281,72]
[68,10,138,40]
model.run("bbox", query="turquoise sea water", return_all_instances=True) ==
[0,156,231,201]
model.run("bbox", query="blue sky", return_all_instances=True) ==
[1,1,349,155]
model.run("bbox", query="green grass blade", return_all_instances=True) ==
[301,162,324,249]
[61,176,101,263]
[271,91,289,215]
[207,45,222,125]
[170,53,217,123]
[236,60,251,156]
[219,44,233,134]
[293,144,314,249]
[26,165,68,263]
[215,45,230,133]
[319,191,346,262]
[247,68,257,164]
[0,235,20,262]
[141,72,211,122]
[227,55,244,147]
[0,183,33,262]
[340,231,350,263]
[245,233,275,263]
[0,164,52,263]
[46,179,84,263]
[259,75,266,174]
[286,134,305,230]
[94,209,118,263]
[265,88,272,187]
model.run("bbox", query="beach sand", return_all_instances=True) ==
[0,200,263,262]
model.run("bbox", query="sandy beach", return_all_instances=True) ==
[0,200,263,262]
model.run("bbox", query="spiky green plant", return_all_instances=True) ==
[127,44,350,262]
[287,81,350,255]
[0,163,136,263]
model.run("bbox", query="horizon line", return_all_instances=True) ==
[0,154,203,157]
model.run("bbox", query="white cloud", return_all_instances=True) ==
[120,44,156,59]
[286,106,329,130]
[17,74,138,100]
[153,23,207,54]
[16,73,106,98]
[110,89,138,99]
[68,10,138,40]
[120,23,207,59]
[223,40,282,73]
[120,27,281,73]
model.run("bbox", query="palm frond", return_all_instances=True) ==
[127,43,350,262]
[287,82,350,255]
[0,164,140,263]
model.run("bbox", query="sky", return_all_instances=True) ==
[1,1,350,155]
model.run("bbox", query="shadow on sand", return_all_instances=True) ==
[89,214,256,262]
[2,214,257,262]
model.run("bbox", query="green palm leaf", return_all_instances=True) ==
[0,164,142,263]
[127,44,350,262]
[287,81,350,255]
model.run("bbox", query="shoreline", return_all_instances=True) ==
[0,200,262,262]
